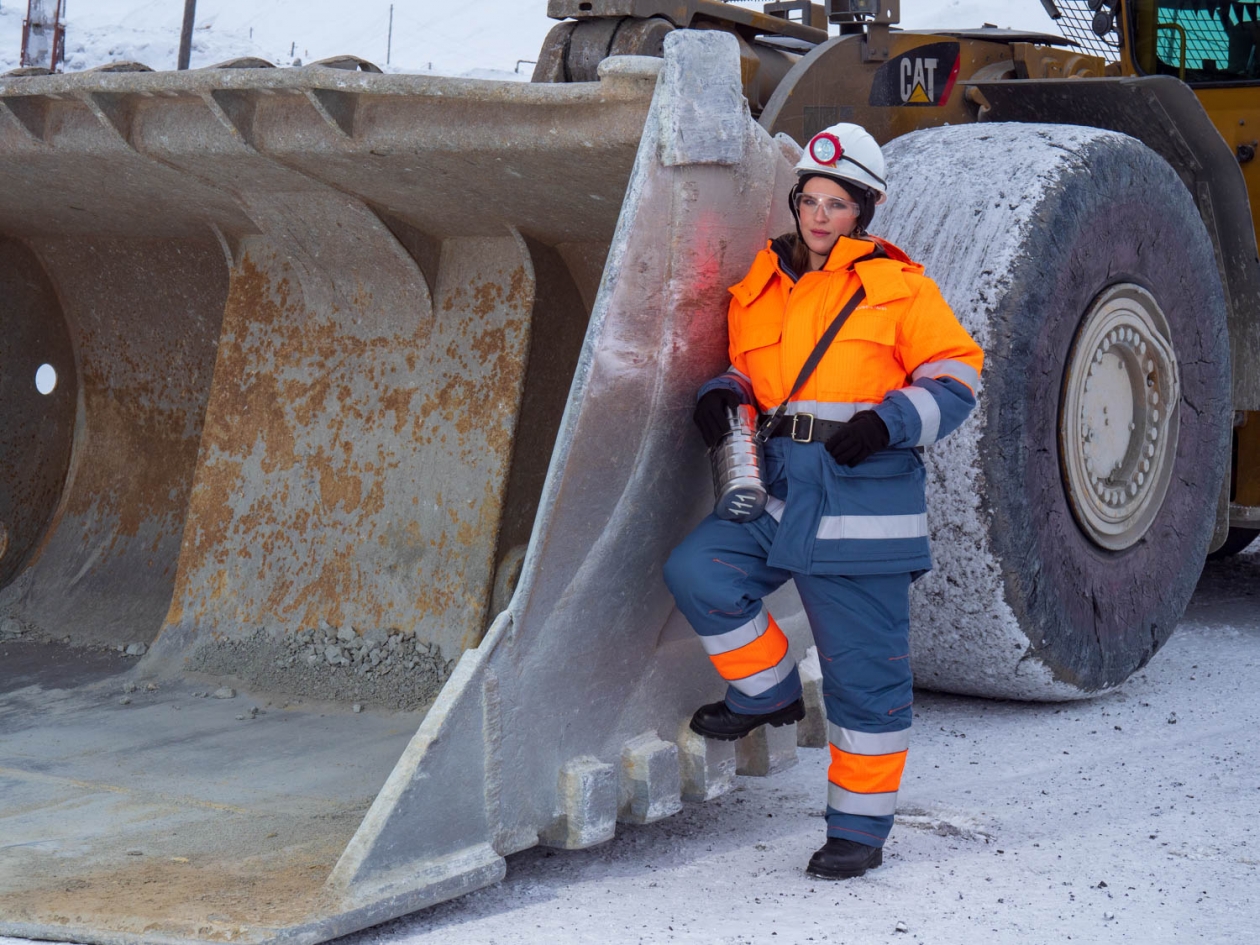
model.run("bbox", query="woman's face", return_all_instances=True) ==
[797,177,861,262]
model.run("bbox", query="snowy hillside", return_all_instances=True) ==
[0,0,1062,77]
[0,0,554,78]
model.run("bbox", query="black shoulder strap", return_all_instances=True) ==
[756,284,867,442]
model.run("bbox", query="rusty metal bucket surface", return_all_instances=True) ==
[0,34,808,945]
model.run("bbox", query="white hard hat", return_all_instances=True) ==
[795,122,887,198]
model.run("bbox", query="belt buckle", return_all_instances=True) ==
[790,412,815,443]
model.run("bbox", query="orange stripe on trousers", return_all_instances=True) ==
[709,614,789,681]
[828,745,908,795]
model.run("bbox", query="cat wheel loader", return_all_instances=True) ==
[1,1,1257,942]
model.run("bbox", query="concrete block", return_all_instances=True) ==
[677,725,735,802]
[797,646,827,749]
[540,756,617,850]
[736,721,798,776]
[619,733,683,824]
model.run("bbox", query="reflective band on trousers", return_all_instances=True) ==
[829,742,907,793]
[828,723,911,756]
[728,650,795,697]
[898,385,941,447]
[700,608,794,697]
[828,784,899,817]
[699,608,771,657]
[783,400,878,422]
[763,499,927,541]
[912,358,981,394]
[816,512,928,540]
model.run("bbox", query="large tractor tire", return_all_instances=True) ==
[879,123,1231,700]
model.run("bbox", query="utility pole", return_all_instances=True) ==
[177,0,196,70]
[387,4,393,67]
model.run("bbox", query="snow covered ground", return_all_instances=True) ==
[323,541,1260,944]
[0,0,1064,78]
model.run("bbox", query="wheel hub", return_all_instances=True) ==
[1060,284,1180,551]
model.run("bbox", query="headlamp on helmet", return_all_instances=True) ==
[808,132,843,167]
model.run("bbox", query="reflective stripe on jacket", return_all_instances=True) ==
[698,234,984,576]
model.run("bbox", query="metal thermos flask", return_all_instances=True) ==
[711,403,768,522]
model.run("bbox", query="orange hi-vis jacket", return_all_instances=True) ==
[698,234,984,576]
[726,235,981,413]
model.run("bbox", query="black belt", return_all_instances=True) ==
[764,412,848,445]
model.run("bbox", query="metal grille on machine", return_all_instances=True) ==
[1041,0,1122,59]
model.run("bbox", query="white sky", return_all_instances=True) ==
[1,0,1065,77]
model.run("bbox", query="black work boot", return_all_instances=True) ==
[688,698,805,741]
[806,837,883,879]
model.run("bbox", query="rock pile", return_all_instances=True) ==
[186,623,457,711]
[287,623,457,680]
[0,614,153,658]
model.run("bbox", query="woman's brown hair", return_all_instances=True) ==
[777,232,814,276]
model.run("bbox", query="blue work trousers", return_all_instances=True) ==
[664,513,913,847]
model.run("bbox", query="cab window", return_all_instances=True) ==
[1135,0,1260,82]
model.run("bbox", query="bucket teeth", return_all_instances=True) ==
[735,722,799,777]
[677,724,736,802]
[618,733,683,825]
[541,756,618,851]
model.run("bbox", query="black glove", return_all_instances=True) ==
[825,410,890,467]
[693,389,741,449]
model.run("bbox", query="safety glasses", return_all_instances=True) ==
[794,192,860,219]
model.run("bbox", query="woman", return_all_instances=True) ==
[663,123,983,880]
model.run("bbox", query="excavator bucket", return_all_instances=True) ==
[0,33,805,945]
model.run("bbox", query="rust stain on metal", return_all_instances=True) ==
[378,387,416,436]
[0,238,231,646]
[47,242,226,558]
[67,387,200,541]
[0,840,346,939]
[162,237,533,667]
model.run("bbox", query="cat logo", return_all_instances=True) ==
[902,57,938,103]
[868,43,961,108]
